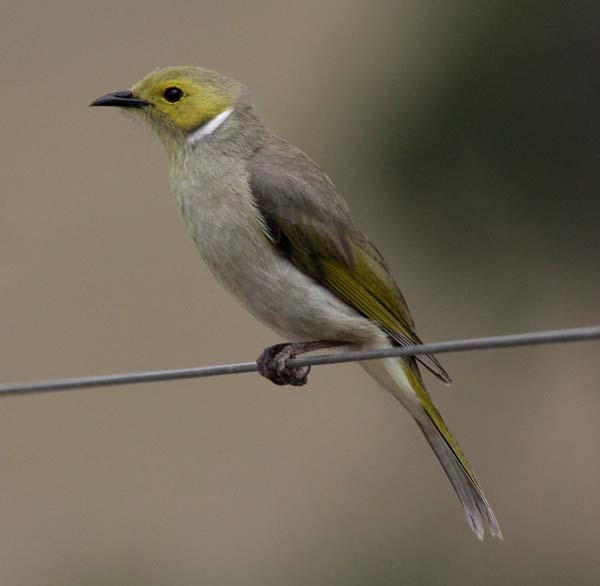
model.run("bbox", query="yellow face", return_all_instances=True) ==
[130,66,240,133]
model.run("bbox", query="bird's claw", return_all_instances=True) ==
[256,343,311,387]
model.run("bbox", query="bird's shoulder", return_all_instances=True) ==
[248,136,356,226]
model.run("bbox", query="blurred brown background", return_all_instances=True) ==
[1,1,599,584]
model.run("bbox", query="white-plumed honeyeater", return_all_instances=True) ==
[91,66,501,540]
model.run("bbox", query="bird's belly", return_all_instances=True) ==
[179,192,380,344]
[228,253,381,343]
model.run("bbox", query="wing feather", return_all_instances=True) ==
[249,142,451,384]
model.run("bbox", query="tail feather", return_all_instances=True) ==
[416,417,502,541]
[398,358,502,540]
[360,354,502,540]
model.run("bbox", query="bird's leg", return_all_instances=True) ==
[256,340,347,387]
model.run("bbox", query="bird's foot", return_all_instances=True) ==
[256,340,348,387]
[257,343,311,386]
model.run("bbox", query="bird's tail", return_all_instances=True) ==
[415,414,502,541]
[361,355,502,541]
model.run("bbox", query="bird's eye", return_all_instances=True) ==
[163,87,183,103]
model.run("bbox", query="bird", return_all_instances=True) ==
[91,66,501,540]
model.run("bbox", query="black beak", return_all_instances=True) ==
[90,90,149,108]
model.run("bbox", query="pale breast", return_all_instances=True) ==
[171,157,381,345]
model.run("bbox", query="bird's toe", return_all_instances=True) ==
[257,343,311,387]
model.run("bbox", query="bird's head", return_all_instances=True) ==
[91,66,244,148]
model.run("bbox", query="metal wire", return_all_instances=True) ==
[1,325,599,398]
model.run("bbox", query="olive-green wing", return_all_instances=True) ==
[248,144,451,384]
